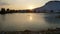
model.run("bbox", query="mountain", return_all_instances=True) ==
[34,1,60,12]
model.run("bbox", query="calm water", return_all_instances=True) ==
[0,13,60,31]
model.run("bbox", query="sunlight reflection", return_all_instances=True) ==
[29,15,32,21]
[27,13,33,21]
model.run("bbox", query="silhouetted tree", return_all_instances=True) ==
[7,8,10,11]
[1,8,6,14]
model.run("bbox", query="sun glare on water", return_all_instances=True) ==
[30,15,32,20]
[27,14,33,21]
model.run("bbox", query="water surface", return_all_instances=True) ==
[0,13,60,31]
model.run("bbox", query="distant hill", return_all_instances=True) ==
[34,1,60,12]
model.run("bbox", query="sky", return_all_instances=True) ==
[0,0,59,10]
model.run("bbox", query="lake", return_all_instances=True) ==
[0,13,60,31]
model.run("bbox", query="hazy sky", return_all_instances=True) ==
[0,0,59,10]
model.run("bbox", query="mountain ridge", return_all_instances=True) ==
[33,1,60,12]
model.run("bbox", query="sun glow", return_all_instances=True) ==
[28,5,35,10]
